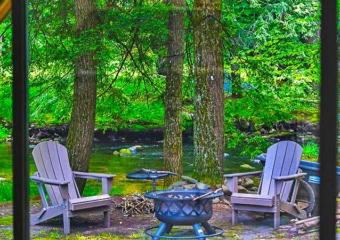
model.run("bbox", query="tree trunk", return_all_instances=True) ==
[66,0,98,194]
[164,0,186,186]
[192,0,225,185]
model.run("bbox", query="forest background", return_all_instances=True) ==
[0,0,322,186]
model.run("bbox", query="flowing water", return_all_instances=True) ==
[0,143,261,195]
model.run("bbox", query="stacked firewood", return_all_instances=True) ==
[287,215,340,235]
[116,193,154,216]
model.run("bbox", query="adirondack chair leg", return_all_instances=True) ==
[274,210,280,229]
[232,209,238,225]
[104,210,110,228]
[63,211,70,234]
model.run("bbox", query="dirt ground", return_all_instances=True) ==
[0,196,323,239]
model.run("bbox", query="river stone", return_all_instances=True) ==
[113,151,120,155]
[129,145,143,152]
[238,186,248,193]
[249,186,258,192]
[183,184,196,190]
[239,178,254,188]
[196,182,210,190]
[222,184,232,196]
[240,164,255,170]
[171,181,186,187]
[181,175,198,184]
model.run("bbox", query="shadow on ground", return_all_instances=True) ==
[0,197,320,239]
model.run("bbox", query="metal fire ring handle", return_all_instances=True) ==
[144,225,224,239]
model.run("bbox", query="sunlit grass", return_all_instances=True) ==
[302,142,319,162]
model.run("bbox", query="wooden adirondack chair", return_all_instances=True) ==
[30,140,116,234]
[224,141,307,229]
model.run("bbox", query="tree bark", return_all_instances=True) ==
[164,0,186,186]
[192,0,225,185]
[66,0,98,193]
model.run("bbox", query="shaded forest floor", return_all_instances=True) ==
[0,196,324,239]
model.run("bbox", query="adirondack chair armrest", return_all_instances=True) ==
[30,176,70,200]
[73,171,116,180]
[273,173,306,182]
[30,176,70,186]
[73,171,116,194]
[224,171,262,179]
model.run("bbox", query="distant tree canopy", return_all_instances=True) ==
[0,0,320,157]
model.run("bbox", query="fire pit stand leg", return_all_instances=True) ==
[152,222,168,240]
[201,222,216,234]
[164,224,173,234]
[152,179,157,192]
[193,224,206,240]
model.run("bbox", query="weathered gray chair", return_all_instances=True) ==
[30,140,116,234]
[224,141,307,229]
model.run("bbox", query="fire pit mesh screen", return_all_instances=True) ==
[155,195,212,217]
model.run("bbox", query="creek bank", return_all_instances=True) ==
[1,120,318,145]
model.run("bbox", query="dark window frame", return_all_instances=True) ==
[11,0,338,239]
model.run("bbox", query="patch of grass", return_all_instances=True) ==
[302,142,319,162]
[0,180,41,202]
[32,230,146,240]
[221,225,245,240]
[0,229,13,239]
[0,181,13,202]
[0,216,13,225]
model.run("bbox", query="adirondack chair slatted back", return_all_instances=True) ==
[32,141,80,205]
[259,141,303,201]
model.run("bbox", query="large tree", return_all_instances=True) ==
[192,0,225,185]
[163,0,186,186]
[66,0,98,193]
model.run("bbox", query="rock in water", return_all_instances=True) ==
[240,164,255,170]
[119,148,132,154]
[129,145,143,153]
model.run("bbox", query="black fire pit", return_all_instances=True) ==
[144,189,224,240]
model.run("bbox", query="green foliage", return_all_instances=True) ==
[0,0,324,180]
[302,142,319,161]
[0,126,10,140]
[0,181,12,202]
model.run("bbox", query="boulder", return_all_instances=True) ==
[113,151,120,155]
[238,185,248,193]
[171,181,186,187]
[238,178,254,189]
[183,184,196,190]
[129,145,143,153]
[181,175,198,184]
[196,182,210,190]
[222,184,232,196]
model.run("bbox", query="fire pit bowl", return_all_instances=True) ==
[145,189,224,239]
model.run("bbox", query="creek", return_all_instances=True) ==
[0,143,261,195]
